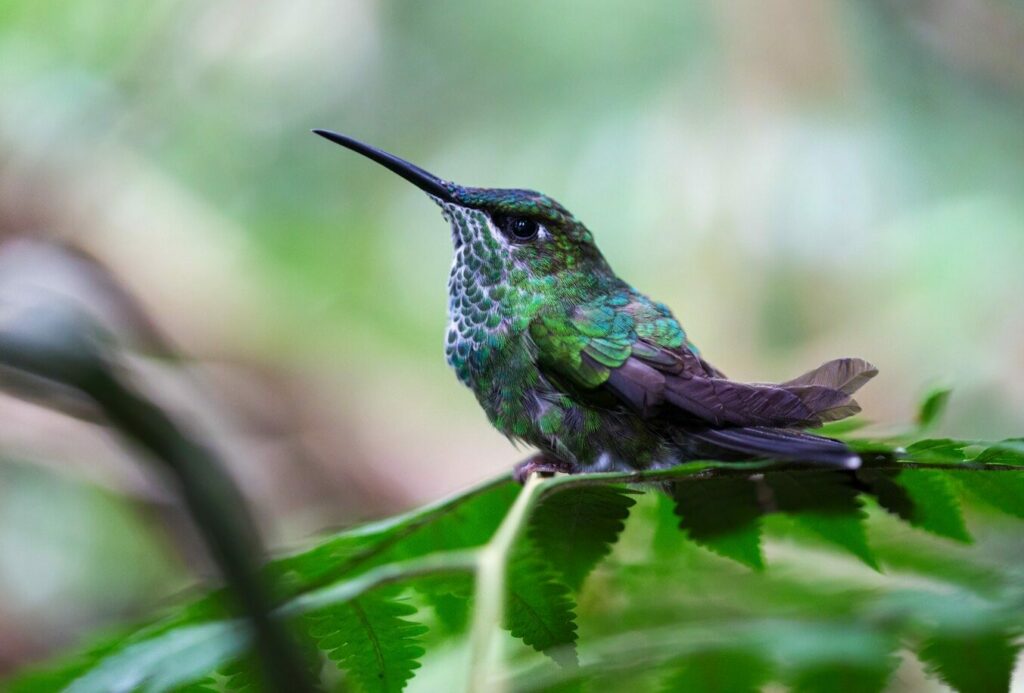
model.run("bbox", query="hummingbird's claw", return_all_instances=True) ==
[513,454,576,484]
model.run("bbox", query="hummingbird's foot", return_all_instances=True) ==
[513,454,576,484]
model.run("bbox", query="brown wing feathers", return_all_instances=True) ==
[663,376,851,427]
[602,353,877,429]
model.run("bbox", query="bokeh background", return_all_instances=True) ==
[1,0,1023,678]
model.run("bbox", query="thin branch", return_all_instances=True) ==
[528,458,1024,494]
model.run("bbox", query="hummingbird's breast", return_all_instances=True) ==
[440,202,634,461]
[443,242,558,457]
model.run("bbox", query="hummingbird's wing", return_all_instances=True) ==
[529,296,875,429]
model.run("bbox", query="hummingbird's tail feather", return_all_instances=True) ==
[659,357,875,468]
[654,357,877,429]
[661,376,858,428]
[686,426,861,469]
[780,358,878,396]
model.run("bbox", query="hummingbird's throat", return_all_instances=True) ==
[440,202,508,260]
[442,203,516,386]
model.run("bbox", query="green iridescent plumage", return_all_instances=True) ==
[315,131,878,478]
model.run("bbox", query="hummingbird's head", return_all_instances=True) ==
[313,130,612,288]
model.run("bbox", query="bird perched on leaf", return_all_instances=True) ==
[314,130,877,482]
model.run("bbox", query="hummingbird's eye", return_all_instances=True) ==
[494,215,540,243]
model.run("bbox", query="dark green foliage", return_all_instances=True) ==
[650,489,690,558]
[671,475,765,569]
[897,470,972,542]
[953,469,1024,518]
[413,573,474,635]
[867,527,1003,592]
[528,484,638,590]
[974,439,1024,466]
[380,481,520,562]
[425,589,472,633]
[915,386,952,430]
[855,468,916,522]
[7,427,1024,693]
[274,478,519,592]
[659,649,771,692]
[918,633,1021,693]
[767,471,877,569]
[905,438,969,463]
[672,471,879,569]
[504,539,579,666]
[306,588,427,693]
[789,664,894,693]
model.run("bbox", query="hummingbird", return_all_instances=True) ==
[314,130,877,481]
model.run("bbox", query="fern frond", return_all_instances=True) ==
[306,588,427,693]
[918,632,1021,693]
[671,475,765,569]
[504,539,578,665]
[897,470,972,542]
[528,484,638,590]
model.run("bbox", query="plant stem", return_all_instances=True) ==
[531,458,1024,492]
[278,549,478,617]
[0,299,316,691]
[467,473,546,693]
[84,367,315,692]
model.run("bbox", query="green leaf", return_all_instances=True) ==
[3,627,137,693]
[307,588,427,693]
[790,663,894,693]
[905,438,969,463]
[868,533,1003,592]
[766,472,877,570]
[811,417,870,437]
[651,489,690,558]
[220,658,258,692]
[918,632,1020,693]
[505,540,578,665]
[382,481,519,562]
[897,470,972,542]
[428,590,472,633]
[671,476,764,569]
[413,572,474,635]
[855,469,916,523]
[19,453,1024,693]
[915,387,952,430]
[64,622,247,693]
[659,649,771,692]
[276,479,518,591]
[974,439,1024,466]
[528,484,637,590]
[950,469,1024,519]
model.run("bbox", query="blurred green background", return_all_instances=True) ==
[1,0,1023,678]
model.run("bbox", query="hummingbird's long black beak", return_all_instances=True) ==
[312,129,455,202]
